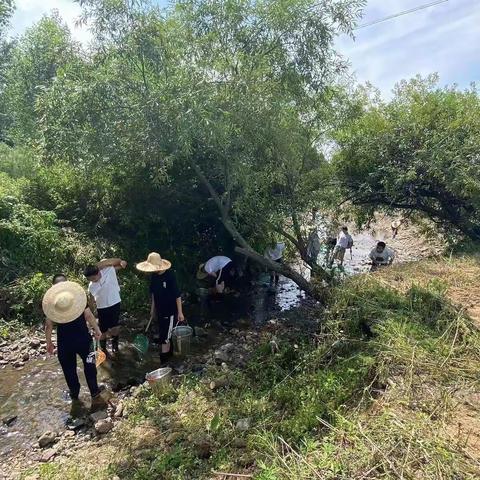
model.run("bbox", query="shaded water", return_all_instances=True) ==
[0,230,379,462]
[0,275,309,461]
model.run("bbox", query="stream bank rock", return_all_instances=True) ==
[38,431,57,448]
[235,418,251,432]
[94,419,113,434]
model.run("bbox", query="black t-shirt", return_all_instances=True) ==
[150,270,181,317]
[57,309,90,344]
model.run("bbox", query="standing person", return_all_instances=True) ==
[391,219,402,239]
[306,228,321,265]
[264,241,286,286]
[196,255,236,294]
[136,252,185,364]
[43,277,103,406]
[330,226,353,267]
[84,258,127,354]
[369,241,396,270]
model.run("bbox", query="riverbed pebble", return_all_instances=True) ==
[38,431,57,448]
[90,410,108,423]
[39,448,56,463]
[114,402,124,418]
[95,419,114,434]
[29,339,41,348]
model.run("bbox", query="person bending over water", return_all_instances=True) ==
[197,255,237,294]
[43,275,103,407]
[369,241,396,270]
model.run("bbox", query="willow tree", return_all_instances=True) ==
[41,0,365,297]
[333,76,480,241]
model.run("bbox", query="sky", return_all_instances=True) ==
[8,0,480,99]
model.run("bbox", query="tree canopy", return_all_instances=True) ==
[332,75,480,240]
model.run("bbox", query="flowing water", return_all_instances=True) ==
[0,231,379,464]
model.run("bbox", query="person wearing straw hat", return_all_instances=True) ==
[84,258,127,354]
[196,255,236,294]
[43,277,103,405]
[136,252,185,364]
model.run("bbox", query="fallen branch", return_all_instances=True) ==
[212,472,253,478]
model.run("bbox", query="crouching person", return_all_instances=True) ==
[43,275,103,407]
[369,241,396,270]
[136,253,185,364]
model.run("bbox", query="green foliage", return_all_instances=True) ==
[333,75,480,240]
[101,272,480,479]
[3,13,81,143]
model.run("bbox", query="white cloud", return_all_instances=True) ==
[337,0,480,98]
[8,0,480,99]
[9,0,91,44]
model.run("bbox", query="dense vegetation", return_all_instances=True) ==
[1,1,479,325]
[30,258,480,479]
[332,75,480,240]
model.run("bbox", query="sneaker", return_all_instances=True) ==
[70,399,86,418]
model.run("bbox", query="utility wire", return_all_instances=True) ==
[354,0,449,30]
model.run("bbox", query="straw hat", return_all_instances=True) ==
[42,281,87,324]
[391,220,402,229]
[196,263,208,280]
[136,252,172,273]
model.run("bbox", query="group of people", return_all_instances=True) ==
[42,252,237,407]
[41,225,396,406]
[329,226,396,269]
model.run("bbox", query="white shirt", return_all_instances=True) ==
[369,247,395,265]
[264,242,285,261]
[336,231,353,249]
[88,266,121,309]
[204,256,232,275]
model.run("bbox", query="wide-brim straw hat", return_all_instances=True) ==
[391,220,402,229]
[136,252,172,273]
[196,263,208,280]
[42,281,87,324]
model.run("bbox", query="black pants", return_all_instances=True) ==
[270,258,282,284]
[57,337,99,399]
[157,314,175,345]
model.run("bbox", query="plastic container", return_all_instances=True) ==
[146,367,172,396]
[171,325,193,356]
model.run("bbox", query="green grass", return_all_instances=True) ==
[32,259,480,479]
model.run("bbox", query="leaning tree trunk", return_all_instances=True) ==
[191,161,324,301]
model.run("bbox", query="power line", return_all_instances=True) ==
[354,0,449,30]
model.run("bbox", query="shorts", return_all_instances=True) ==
[97,302,121,333]
[332,245,346,262]
[157,314,175,344]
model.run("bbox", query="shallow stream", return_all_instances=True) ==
[0,231,379,463]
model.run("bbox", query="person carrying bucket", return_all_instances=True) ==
[136,252,185,365]
[43,275,104,409]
